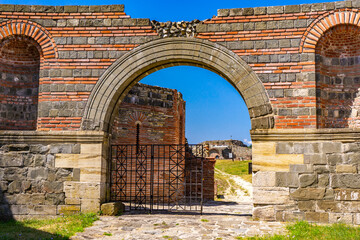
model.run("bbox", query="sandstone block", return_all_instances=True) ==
[283,212,305,222]
[57,205,81,215]
[356,213,360,225]
[298,200,316,211]
[81,199,100,213]
[329,213,353,224]
[29,205,57,215]
[305,212,329,223]
[336,165,357,173]
[101,202,125,216]
[253,187,290,204]
[253,172,276,187]
[290,188,325,200]
[65,198,81,205]
[253,206,275,221]
[290,164,313,173]
[317,200,341,212]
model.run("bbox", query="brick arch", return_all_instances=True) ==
[82,37,273,131]
[0,20,57,59]
[300,9,360,53]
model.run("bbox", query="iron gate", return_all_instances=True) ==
[110,144,204,213]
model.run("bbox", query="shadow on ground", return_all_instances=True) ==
[0,187,66,240]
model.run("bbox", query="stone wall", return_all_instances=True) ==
[0,131,107,219]
[252,129,360,224]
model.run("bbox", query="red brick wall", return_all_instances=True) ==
[0,35,40,130]
[316,24,360,128]
[110,83,185,145]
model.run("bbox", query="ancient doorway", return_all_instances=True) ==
[81,37,273,213]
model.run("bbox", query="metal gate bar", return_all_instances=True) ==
[110,144,204,213]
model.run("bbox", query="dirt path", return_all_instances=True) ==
[215,168,253,203]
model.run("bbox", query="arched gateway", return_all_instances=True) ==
[81,37,274,132]
[1,3,360,225]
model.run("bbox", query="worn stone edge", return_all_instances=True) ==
[0,4,125,13]
[251,128,360,142]
[0,130,107,143]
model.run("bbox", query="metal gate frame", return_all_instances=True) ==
[110,144,204,213]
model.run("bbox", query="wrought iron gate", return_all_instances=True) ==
[110,144,204,213]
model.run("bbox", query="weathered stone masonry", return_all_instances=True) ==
[0,1,360,223]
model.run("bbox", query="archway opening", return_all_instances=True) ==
[0,35,41,130]
[316,24,360,128]
[109,65,253,212]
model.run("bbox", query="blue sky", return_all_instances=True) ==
[1,0,329,144]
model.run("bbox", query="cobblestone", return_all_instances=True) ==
[72,201,286,240]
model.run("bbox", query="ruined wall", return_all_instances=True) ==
[0,132,107,219]
[0,1,359,223]
[0,35,40,130]
[203,140,251,160]
[111,83,185,145]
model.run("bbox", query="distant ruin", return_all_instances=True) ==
[202,140,252,160]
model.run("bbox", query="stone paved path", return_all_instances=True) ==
[72,201,286,240]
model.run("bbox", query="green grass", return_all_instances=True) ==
[236,221,360,240]
[215,160,252,183]
[0,213,99,240]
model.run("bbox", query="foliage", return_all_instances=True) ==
[0,213,99,240]
[236,221,360,240]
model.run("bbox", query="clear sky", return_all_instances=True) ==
[1,0,330,144]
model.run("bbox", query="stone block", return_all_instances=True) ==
[43,181,63,193]
[298,200,316,211]
[284,212,305,222]
[45,193,65,205]
[55,154,102,168]
[336,165,357,173]
[356,213,360,225]
[284,5,300,13]
[29,205,57,215]
[57,205,81,215]
[7,181,21,194]
[101,202,125,216]
[0,153,24,167]
[28,168,48,180]
[299,174,316,188]
[218,9,229,16]
[334,189,360,201]
[318,174,329,187]
[322,142,341,154]
[327,154,343,165]
[289,164,313,173]
[253,206,275,221]
[81,199,100,213]
[317,200,341,212]
[305,212,329,223]
[276,143,293,154]
[10,205,29,215]
[305,154,326,164]
[253,187,290,204]
[253,172,276,187]
[331,174,360,188]
[290,188,325,200]
[275,172,299,187]
[65,198,81,205]
[267,6,283,14]
[329,213,353,224]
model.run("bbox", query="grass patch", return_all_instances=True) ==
[0,213,99,240]
[201,219,209,222]
[215,160,252,183]
[236,221,360,240]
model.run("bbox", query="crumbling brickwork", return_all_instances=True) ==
[111,83,185,145]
